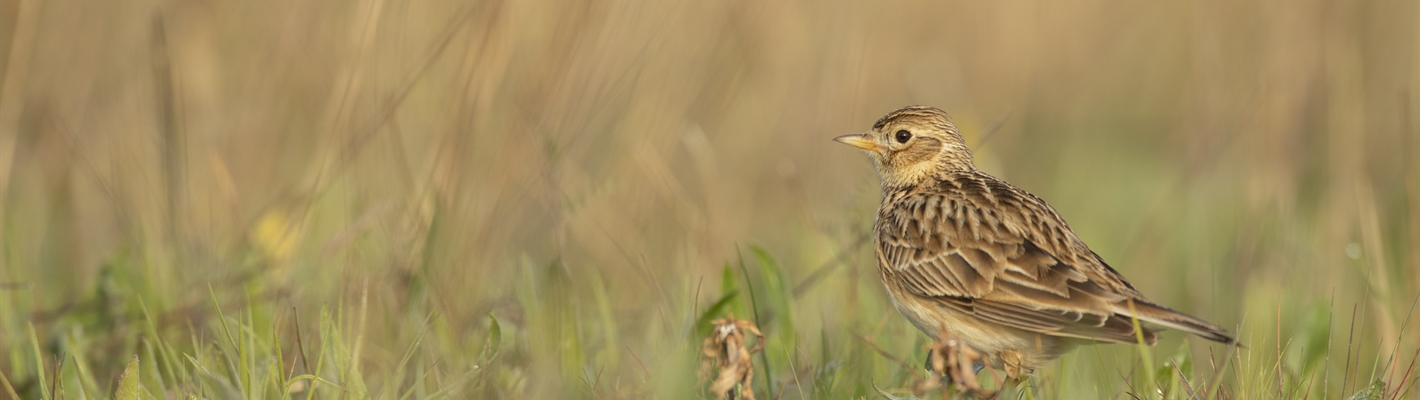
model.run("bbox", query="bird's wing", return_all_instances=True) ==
[877,186,1157,344]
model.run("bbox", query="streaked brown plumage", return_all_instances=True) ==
[835,105,1234,377]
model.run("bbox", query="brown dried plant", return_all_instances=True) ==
[700,314,765,400]
[915,325,1001,399]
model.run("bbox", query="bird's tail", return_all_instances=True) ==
[1116,299,1236,346]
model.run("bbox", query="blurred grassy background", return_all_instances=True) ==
[0,0,1417,398]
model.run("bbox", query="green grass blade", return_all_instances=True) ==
[208,285,239,350]
[735,245,772,399]
[694,290,739,335]
[115,355,141,400]
[1125,299,1158,398]
[481,313,501,362]
[27,323,48,400]
[750,245,796,351]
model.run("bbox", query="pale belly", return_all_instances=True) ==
[883,281,1076,373]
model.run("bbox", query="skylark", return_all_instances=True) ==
[835,106,1234,379]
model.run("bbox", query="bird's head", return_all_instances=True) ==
[834,106,974,187]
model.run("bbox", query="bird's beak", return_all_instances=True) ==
[833,133,878,151]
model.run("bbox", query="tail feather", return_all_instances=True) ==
[1115,299,1236,345]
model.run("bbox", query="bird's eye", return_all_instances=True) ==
[895,130,912,143]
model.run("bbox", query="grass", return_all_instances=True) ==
[1,0,1419,398]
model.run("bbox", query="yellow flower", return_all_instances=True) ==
[250,209,299,261]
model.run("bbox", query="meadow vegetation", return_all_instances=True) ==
[0,0,1417,398]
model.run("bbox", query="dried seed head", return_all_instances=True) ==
[699,314,764,400]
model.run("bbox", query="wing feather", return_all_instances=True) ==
[878,182,1170,344]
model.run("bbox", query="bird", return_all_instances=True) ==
[834,105,1235,380]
